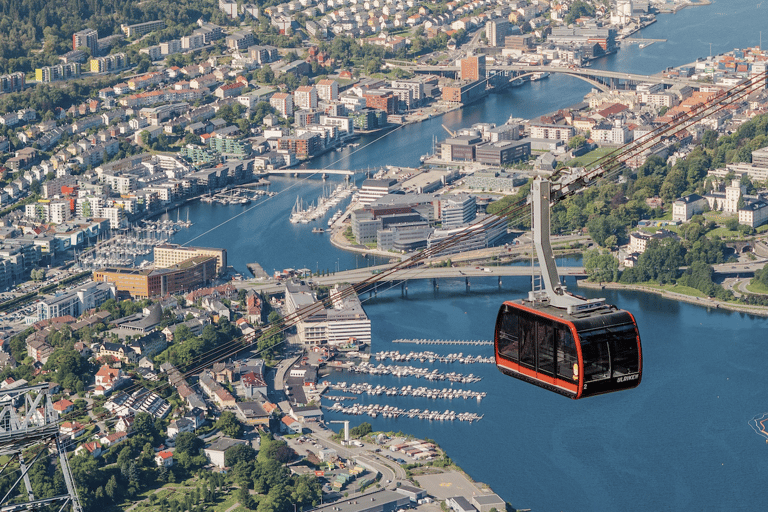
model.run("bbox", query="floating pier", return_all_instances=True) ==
[392,339,493,346]
[326,402,483,422]
[324,382,486,401]
[347,362,482,383]
[373,350,494,364]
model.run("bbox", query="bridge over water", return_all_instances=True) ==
[265,168,363,176]
[388,61,703,92]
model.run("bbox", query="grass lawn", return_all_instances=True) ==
[626,281,707,298]
[564,147,618,168]
[746,280,768,294]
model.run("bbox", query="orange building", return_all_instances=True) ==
[93,256,217,299]
[460,55,485,81]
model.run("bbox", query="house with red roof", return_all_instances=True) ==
[281,415,301,434]
[155,451,174,467]
[75,442,102,458]
[53,399,75,415]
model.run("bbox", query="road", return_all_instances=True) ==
[302,423,408,487]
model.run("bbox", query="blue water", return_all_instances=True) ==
[158,0,768,508]
[327,281,768,511]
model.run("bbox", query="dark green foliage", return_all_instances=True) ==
[349,421,372,438]
[564,1,596,24]
[224,443,256,467]
[215,411,243,438]
[583,249,619,282]
[620,238,685,284]
[0,0,237,72]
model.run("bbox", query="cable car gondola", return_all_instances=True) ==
[494,179,642,399]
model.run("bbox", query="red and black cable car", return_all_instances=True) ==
[494,299,642,399]
[494,178,642,398]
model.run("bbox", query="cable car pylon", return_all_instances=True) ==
[0,384,83,512]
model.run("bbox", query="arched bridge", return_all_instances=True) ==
[388,61,704,91]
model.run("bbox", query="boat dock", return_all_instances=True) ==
[392,339,493,346]
[373,350,494,364]
[347,362,482,383]
[247,262,270,279]
[326,402,483,422]
[324,382,486,401]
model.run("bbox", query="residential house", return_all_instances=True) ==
[155,451,174,467]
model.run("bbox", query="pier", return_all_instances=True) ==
[326,402,483,422]
[325,382,486,401]
[373,350,493,364]
[347,362,482,383]
[392,338,493,346]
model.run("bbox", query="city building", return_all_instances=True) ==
[358,178,400,206]
[284,282,371,346]
[153,244,227,275]
[672,194,707,222]
[486,19,510,47]
[316,79,339,101]
[294,86,318,110]
[92,256,217,299]
[121,20,166,38]
[460,55,485,81]
[270,92,294,117]
[37,281,115,321]
[72,28,98,53]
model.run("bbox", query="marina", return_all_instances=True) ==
[200,187,274,205]
[392,338,493,346]
[289,182,355,224]
[74,219,192,270]
[347,362,482,383]
[326,402,483,422]
[324,382,487,401]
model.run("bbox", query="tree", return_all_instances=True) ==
[175,432,203,456]
[568,135,586,149]
[133,412,159,442]
[224,443,256,467]
[349,422,372,438]
[215,411,243,438]
[583,249,619,282]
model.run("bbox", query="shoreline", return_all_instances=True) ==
[577,280,768,317]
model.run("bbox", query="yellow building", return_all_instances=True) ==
[153,244,227,276]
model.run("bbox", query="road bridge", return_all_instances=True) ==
[400,62,703,91]
[266,168,360,176]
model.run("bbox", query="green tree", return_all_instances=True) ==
[224,443,256,467]
[215,411,243,438]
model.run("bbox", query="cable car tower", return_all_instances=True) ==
[0,384,83,512]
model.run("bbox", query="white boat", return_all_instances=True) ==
[531,72,550,81]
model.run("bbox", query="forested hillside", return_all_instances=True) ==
[0,0,235,72]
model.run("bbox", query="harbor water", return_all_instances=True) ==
[158,0,768,508]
